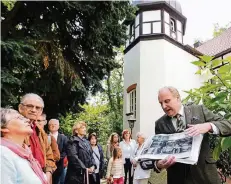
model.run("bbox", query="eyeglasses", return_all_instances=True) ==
[21,103,43,111]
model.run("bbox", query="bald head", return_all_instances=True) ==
[158,86,181,100]
[158,86,182,117]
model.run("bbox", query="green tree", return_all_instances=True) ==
[184,55,231,178]
[103,47,124,133]
[1,1,135,117]
[59,103,111,145]
[59,48,124,138]
[59,47,125,146]
[213,22,231,37]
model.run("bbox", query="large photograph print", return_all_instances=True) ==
[144,134,192,157]
[138,132,203,165]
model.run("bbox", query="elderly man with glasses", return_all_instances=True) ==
[36,114,60,164]
[18,93,56,184]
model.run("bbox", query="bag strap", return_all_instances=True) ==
[93,149,100,161]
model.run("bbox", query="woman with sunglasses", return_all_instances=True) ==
[0,108,47,184]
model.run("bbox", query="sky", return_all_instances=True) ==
[178,0,231,46]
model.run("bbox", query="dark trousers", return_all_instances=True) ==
[53,166,64,184]
[89,173,100,184]
[124,158,133,184]
[64,168,85,184]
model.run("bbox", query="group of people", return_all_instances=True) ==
[105,131,151,184]
[1,86,231,184]
[1,94,68,184]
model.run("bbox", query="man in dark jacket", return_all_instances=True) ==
[152,86,231,184]
[48,119,67,184]
[65,121,96,184]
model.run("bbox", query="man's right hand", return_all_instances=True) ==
[156,156,176,169]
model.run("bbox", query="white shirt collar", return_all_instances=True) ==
[178,105,184,117]
[51,131,59,141]
[172,105,184,118]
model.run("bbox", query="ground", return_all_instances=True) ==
[100,170,167,184]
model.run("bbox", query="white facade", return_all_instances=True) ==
[123,39,203,138]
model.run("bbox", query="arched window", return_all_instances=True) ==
[127,84,137,118]
[129,89,136,118]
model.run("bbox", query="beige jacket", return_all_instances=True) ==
[25,125,57,173]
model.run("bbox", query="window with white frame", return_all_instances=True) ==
[170,18,177,40]
[170,18,176,32]
[129,89,136,118]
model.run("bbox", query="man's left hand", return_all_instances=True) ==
[185,123,212,136]
[46,172,52,184]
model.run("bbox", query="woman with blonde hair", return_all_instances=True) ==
[106,132,120,160]
[65,121,96,184]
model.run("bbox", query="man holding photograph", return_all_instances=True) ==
[152,86,231,184]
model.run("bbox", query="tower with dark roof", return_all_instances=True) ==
[123,0,203,137]
[125,0,186,52]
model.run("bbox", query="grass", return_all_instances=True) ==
[148,170,167,184]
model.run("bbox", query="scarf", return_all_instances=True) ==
[29,123,45,169]
[1,138,48,184]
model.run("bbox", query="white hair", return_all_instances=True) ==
[48,119,59,125]
[20,93,44,107]
[1,108,19,129]
[136,132,146,139]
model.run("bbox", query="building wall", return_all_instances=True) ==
[124,39,203,137]
[139,39,167,136]
[123,42,141,137]
[163,40,203,99]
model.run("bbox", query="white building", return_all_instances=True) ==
[123,0,231,137]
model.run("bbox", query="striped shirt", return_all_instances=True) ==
[106,158,124,178]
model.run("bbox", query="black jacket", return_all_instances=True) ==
[55,133,67,171]
[65,135,96,184]
[154,105,231,184]
[52,133,68,184]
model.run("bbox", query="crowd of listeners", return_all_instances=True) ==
[1,93,149,184]
[2,85,229,184]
